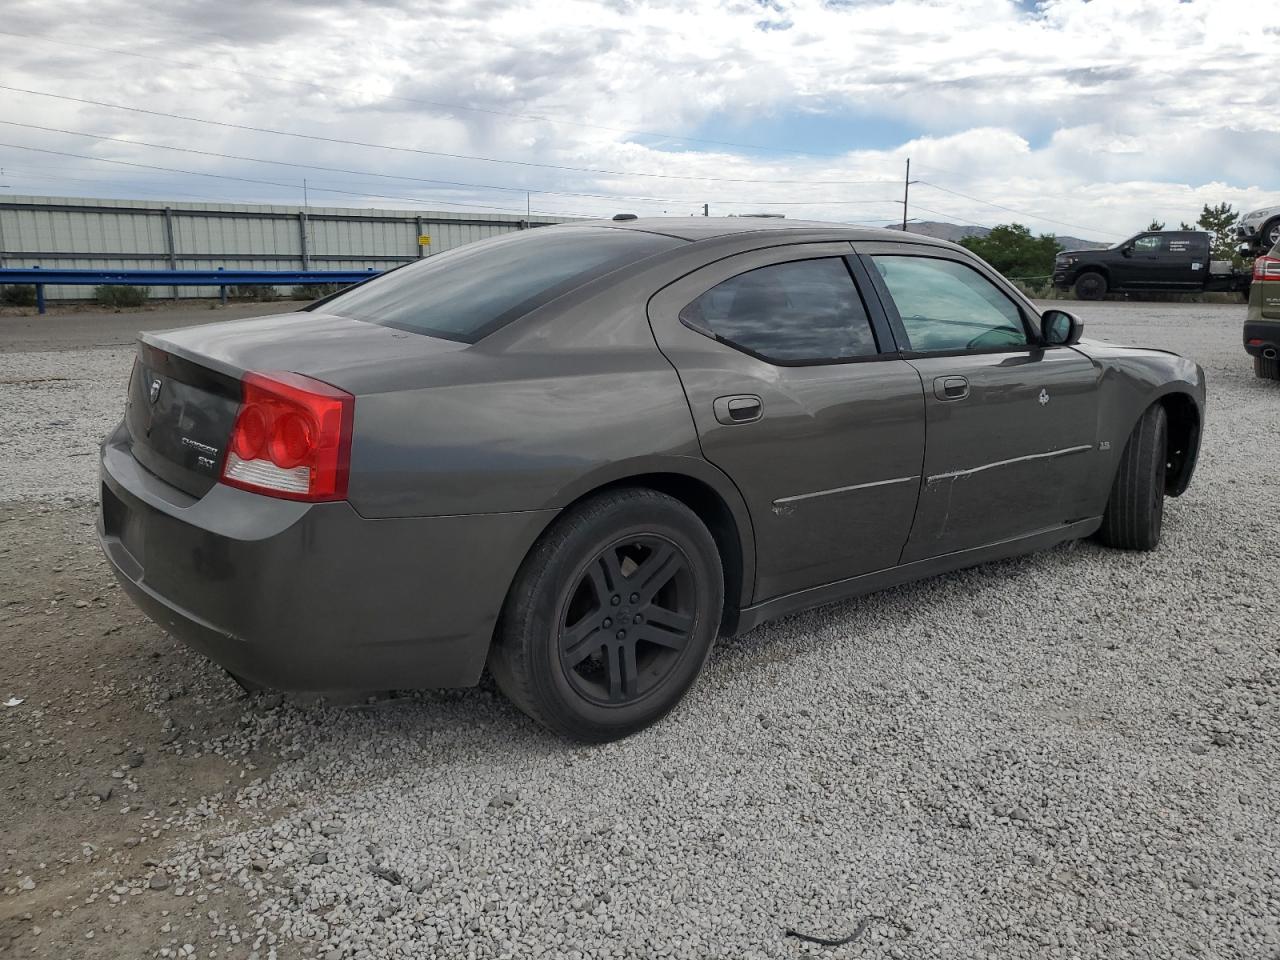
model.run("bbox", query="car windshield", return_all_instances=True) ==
[315,226,682,342]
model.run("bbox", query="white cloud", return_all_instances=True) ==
[0,0,1274,240]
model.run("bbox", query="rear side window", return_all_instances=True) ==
[317,227,682,342]
[679,258,879,363]
[871,255,1028,353]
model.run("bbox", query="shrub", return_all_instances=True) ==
[94,285,150,308]
[0,284,37,307]
[290,283,343,301]
[1013,280,1065,301]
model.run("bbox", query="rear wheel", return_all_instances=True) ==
[1096,403,1168,551]
[1256,355,1280,380]
[490,489,723,741]
[1074,271,1107,301]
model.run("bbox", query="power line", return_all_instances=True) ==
[0,29,855,161]
[0,165,245,204]
[0,120,903,208]
[0,142,577,217]
[907,202,995,229]
[915,180,1123,238]
[0,84,899,187]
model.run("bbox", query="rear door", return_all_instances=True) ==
[1163,233,1209,287]
[647,243,925,602]
[857,244,1101,562]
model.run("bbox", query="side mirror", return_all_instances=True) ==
[1121,245,1133,257]
[1041,309,1083,347]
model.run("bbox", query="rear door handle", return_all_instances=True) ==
[713,395,763,424]
[933,376,969,401]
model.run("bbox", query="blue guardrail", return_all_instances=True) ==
[0,267,383,314]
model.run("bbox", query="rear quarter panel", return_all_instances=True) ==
[345,337,702,518]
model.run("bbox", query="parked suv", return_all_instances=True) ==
[1237,204,1280,255]
[1245,239,1280,380]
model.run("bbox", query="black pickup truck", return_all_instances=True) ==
[1053,230,1252,300]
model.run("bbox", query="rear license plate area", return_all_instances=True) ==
[101,482,145,566]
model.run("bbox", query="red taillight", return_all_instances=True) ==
[1254,256,1280,281]
[221,372,354,502]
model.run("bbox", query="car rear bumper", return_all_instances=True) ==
[1244,319,1280,358]
[97,423,556,692]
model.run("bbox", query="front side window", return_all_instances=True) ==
[679,258,879,363]
[317,226,682,342]
[870,255,1028,353]
[1133,234,1166,252]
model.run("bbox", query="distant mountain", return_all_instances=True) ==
[884,221,1107,251]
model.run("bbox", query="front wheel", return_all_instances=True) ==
[1074,271,1108,301]
[489,489,723,741]
[1096,403,1168,551]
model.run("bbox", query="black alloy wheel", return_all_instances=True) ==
[490,488,723,742]
[557,535,696,706]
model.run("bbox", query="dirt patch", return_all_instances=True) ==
[0,503,295,959]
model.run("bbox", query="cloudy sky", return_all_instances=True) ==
[0,0,1275,242]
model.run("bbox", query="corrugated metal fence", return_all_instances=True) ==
[0,196,572,300]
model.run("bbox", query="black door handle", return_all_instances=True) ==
[713,395,763,424]
[933,376,969,401]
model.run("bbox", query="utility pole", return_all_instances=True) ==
[526,192,531,218]
[299,179,311,271]
[703,203,709,217]
[902,158,910,232]
[896,158,918,232]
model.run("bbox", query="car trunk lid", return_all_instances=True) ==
[125,311,465,497]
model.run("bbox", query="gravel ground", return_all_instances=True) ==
[2,301,1278,959]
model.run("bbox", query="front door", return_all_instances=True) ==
[1125,233,1170,288]
[647,244,926,602]
[859,247,1102,562]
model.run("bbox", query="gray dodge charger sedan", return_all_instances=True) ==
[98,218,1205,740]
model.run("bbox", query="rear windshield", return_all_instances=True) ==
[315,226,682,342]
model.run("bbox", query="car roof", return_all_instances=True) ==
[563,216,959,248]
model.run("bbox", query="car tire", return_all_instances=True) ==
[489,488,724,742]
[1074,271,1107,301]
[1256,355,1280,380]
[1265,218,1280,250]
[1096,403,1168,551]
[227,671,265,694]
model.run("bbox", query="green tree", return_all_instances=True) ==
[1147,219,1165,231]
[1196,202,1239,259]
[1179,221,1194,231]
[958,223,1062,280]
